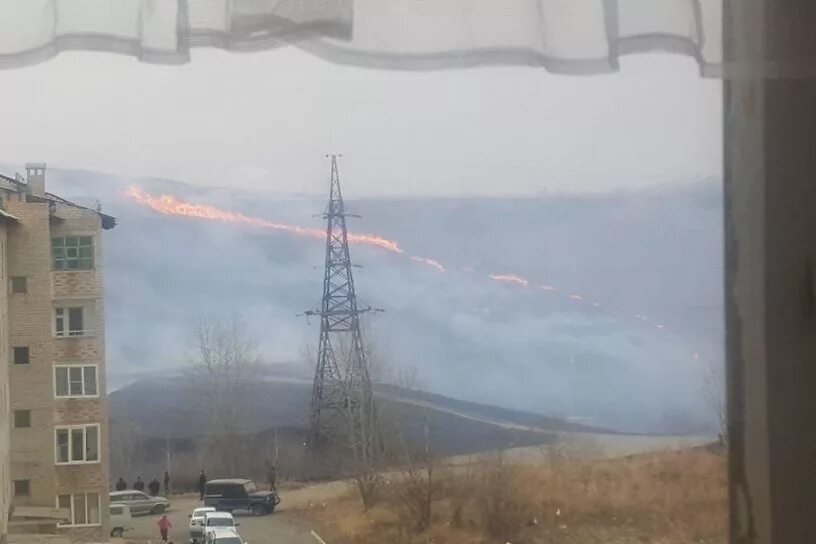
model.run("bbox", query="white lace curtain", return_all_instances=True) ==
[0,0,722,75]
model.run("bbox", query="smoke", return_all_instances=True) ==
[49,169,723,433]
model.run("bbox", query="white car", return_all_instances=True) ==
[109,503,133,538]
[189,506,216,543]
[204,511,238,530]
[204,527,245,544]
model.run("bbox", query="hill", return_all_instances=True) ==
[4,164,724,433]
[108,372,603,482]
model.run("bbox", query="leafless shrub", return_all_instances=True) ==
[387,411,435,533]
[474,452,536,540]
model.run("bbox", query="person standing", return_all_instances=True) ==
[157,514,172,543]
[148,477,160,496]
[115,477,127,491]
[164,471,171,496]
[134,476,145,492]
[198,470,207,501]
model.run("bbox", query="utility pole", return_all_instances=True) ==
[307,155,378,451]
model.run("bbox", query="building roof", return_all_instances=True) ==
[0,170,116,229]
[0,208,20,222]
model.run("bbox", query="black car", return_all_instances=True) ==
[204,479,280,516]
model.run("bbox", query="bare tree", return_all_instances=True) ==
[110,420,146,479]
[188,314,261,476]
[702,356,727,445]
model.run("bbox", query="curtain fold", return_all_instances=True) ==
[0,0,721,75]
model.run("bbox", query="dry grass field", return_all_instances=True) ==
[299,446,727,544]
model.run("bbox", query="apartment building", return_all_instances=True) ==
[0,164,115,541]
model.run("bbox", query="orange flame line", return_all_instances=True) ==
[126,186,403,254]
[125,186,685,341]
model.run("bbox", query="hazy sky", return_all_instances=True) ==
[0,48,721,197]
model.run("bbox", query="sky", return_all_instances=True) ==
[0,48,721,197]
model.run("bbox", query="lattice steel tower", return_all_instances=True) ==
[307,155,377,448]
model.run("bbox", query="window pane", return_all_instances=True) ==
[78,246,92,258]
[56,430,69,462]
[65,237,79,247]
[85,427,98,462]
[13,347,29,365]
[52,237,65,248]
[14,410,31,428]
[57,494,71,524]
[87,494,100,524]
[69,367,83,396]
[55,367,69,396]
[55,309,64,335]
[83,367,97,396]
[68,308,84,334]
[79,236,92,246]
[66,247,79,259]
[71,428,84,461]
[73,494,87,525]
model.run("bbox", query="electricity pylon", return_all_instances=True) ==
[307,155,377,451]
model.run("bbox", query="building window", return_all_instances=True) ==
[10,276,27,293]
[56,493,100,527]
[13,410,31,428]
[12,347,29,365]
[55,365,98,397]
[52,236,93,270]
[55,425,100,464]
[13,480,30,497]
[54,307,86,337]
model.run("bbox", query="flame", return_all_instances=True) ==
[125,186,403,254]
[488,273,530,288]
[125,185,691,344]
[410,256,445,272]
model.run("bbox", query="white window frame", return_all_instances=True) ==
[56,492,101,527]
[53,305,94,337]
[54,424,100,465]
[54,365,99,399]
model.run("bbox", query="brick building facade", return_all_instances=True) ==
[0,164,115,541]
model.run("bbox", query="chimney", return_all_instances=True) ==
[25,162,46,197]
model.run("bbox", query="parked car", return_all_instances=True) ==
[204,479,279,516]
[109,503,133,538]
[109,490,171,515]
[204,511,238,529]
[204,527,245,544]
[189,506,216,543]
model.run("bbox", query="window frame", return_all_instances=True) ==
[12,346,29,365]
[9,276,27,294]
[13,409,31,429]
[51,235,94,271]
[53,305,92,337]
[13,479,30,497]
[54,424,100,465]
[54,364,99,398]
[56,492,101,527]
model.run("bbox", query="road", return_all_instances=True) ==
[121,493,336,544]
